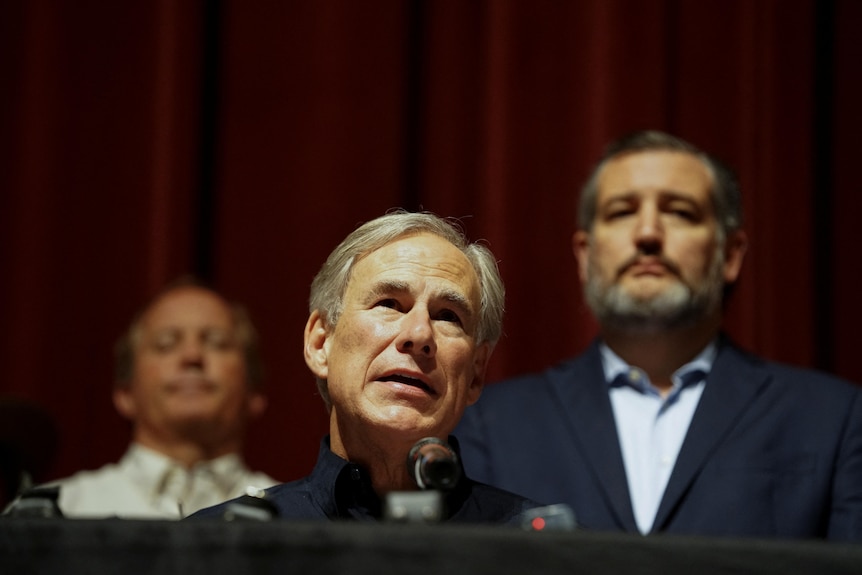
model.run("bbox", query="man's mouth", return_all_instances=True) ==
[379,374,436,395]
[620,255,679,278]
[628,262,668,275]
[167,377,217,394]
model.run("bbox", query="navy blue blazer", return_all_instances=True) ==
[455,337,862,541]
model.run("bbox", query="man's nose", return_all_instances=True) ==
[395,308,437,357]
[634,205,663,254]
[179,338,205,367]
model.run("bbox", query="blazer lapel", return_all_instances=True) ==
[651,340,771,531]
[550,342,639,531]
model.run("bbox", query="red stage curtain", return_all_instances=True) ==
[1,0,859,485]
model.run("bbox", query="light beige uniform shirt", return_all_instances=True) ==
[51,443,278,518]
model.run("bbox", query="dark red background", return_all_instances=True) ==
[1,0,860,486]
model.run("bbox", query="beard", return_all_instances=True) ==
[584,246,726,334]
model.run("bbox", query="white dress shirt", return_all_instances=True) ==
[51,443,278,518]
[600,341,716,533]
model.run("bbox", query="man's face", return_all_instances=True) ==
[305,233,490,449]
[574,150,745,331]
[114,286,265,443]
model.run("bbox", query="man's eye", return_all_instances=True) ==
[667,208,697,221]
[436,309,463,324]
[204,331,235,349]
[375,298,400,310]
[604,208,634,220]
[152,336,178,353]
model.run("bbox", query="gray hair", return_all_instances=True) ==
[578,130,743,242]
[308,210,505,408]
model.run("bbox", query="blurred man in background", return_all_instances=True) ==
[456,131,862,541]
[50,278,277,518]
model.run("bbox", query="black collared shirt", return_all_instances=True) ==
[192,437,541,525]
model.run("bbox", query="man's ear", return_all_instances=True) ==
[304,310,330,380]
[112,385,136,421]
[722,229,748,284]
[572,230,591,284]
[466,343,492,406]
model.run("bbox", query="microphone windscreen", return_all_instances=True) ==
[407,437,461,491]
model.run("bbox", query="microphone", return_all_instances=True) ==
[407,437,461,491]
[384,438,458,522]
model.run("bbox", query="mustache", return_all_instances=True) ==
[616,253,682,279]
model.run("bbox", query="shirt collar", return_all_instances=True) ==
[307,436,471,520]
[599,338,718,392]
[122,443,248,498]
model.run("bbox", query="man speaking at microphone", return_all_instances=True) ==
[192,211,540,523]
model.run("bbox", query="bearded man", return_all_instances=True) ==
[455,130,862,542]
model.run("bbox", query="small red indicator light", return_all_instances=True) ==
[531,517,546,531]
